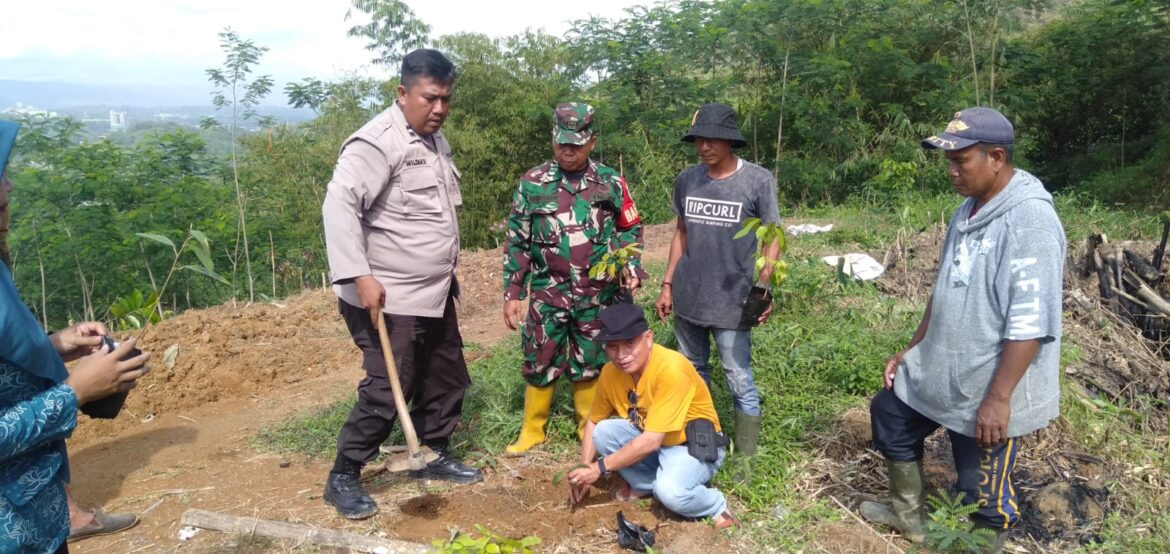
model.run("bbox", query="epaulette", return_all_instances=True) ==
[591,162,620,183]
[521,161,557,184]
[347,108,396,146]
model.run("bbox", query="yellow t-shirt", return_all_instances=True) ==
[589,344,721,446]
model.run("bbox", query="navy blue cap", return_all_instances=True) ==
[595,303,649,342]
[922,107,1014,151]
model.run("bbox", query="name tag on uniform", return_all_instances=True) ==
[529,193,558,204]
[404,158,428,168]
[584,190,611,202]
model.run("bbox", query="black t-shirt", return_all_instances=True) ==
[670,159,781,329]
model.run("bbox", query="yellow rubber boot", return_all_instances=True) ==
[506,384,554,454]
[571,380,597,441]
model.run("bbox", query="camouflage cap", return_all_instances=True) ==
[553,102,595,145]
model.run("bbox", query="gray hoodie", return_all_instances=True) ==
[894,169,1065,437]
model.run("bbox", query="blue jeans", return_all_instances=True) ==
[673,316,760,416]
[592,419,727,519]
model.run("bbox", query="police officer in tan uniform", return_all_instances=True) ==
[321,48,482,520]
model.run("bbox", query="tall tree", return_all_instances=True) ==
[206,27,273,303]
[346,0,431,67]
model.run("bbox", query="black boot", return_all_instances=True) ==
[323,472,378,520]
[412,447,484,485]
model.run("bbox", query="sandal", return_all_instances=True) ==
[712,510,738,530]
[614,480,652,502]
[68,510,139,542]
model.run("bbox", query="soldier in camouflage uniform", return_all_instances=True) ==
[502,102,647,453]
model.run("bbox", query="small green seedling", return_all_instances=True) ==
[913,491,997,554]
[430,525,541,554]
[589,244,643,281]
[733,217,789,288]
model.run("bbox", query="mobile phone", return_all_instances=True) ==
[100,335,142,360]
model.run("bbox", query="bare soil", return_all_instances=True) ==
[66,221,1138,552]
[69,224,734,553]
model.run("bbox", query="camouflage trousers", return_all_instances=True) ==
[522,301,606,386]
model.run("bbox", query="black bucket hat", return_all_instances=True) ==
[681,103,747,148]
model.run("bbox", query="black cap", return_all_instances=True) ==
[681,103,747,148]
[595,303,649,342]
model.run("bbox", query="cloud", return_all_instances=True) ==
[0,0,644,86]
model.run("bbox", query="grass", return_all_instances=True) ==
[253,392,356,458]
[254,191,1169,551]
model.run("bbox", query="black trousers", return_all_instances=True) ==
[870,388,1021,529]
[335,292,470,465]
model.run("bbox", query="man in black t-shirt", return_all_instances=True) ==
[655,103,781,464]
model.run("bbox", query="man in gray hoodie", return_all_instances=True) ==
[861,107,1066,552]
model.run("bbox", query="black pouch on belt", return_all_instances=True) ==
[685,418,721,463]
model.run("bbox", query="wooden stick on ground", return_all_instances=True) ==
[828,495,906,554]
[180,509,428,554]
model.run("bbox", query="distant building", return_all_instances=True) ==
[109,110,127,131]
[3,102,58,118]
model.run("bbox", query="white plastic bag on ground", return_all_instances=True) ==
[821,253,885,281]
[787,223,834,235]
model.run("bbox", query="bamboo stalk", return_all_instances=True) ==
[269,230,276,299]
[1153,216,1170,271]
[774,46,791,180]
[1123,269,1170,317]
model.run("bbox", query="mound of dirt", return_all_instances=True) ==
[71,289,357,447]
[72,246,513,448]
[1022,481,1107,541]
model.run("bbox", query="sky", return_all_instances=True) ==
[0,0,647,88]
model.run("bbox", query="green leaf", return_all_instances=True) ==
[182,264,230,286]
[733,217,761,239]
[192,244,215,272]
[136,232,175,249]
[552,464,588,485]
[189,229,211,251]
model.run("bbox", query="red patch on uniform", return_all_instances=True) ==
[616,176,641,230]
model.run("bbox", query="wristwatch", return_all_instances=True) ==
[596,455,610,477]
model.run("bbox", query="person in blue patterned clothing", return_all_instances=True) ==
[0,120,151,553]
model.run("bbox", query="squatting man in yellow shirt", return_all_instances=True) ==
[567,303,737,528]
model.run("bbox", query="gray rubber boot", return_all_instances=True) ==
[973,520,1009,554]
[734,411,762,457]
[859,460,925,542]
[730,411,762,484]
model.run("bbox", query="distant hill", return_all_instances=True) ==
[0,79,291,110]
